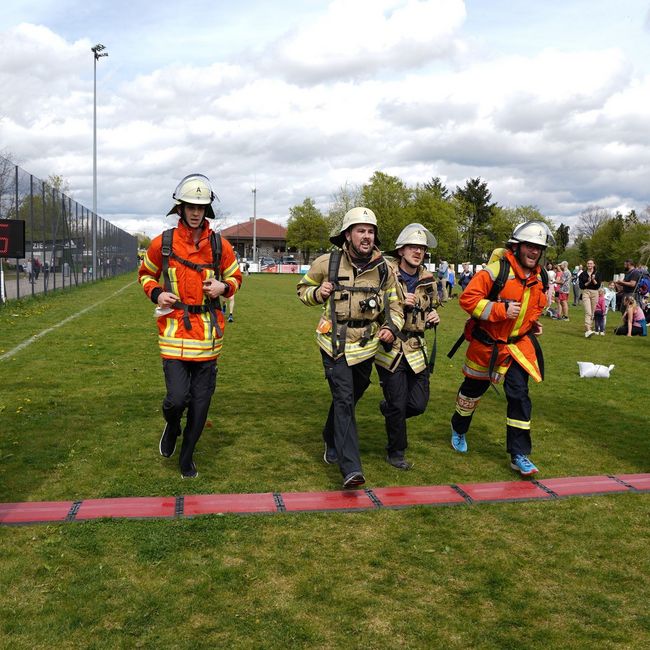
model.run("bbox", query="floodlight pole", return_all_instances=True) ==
[252,187,257,264]
[91,43,108,279]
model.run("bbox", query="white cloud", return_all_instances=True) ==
[1,2,649,239]
[264,0,466,83]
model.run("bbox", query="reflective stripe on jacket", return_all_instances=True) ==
[297,245,404,365]
[459,249,546,383]
[139,219,242,361]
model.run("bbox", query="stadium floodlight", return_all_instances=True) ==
[91,43,108,278]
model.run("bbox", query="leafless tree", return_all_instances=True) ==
[575,205,610,238]
[0,151,17,218]
[326,182,362,236]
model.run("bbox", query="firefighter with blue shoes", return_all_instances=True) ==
[375,223,440,470]
[297,207,403,488]
[139,174,242,479]
[448,221,554,477]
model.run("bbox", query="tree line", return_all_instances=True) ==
[286,172,650,278]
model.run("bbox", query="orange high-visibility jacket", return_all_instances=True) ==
[459,249,546,383]
[139,219,242,361]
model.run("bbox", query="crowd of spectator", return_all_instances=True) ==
[444,257,648,340]
[536,257,649,338]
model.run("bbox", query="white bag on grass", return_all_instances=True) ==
[577,362,615,378]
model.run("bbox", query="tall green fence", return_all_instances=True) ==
[0,154,137,303]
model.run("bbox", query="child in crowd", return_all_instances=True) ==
[593,288,607,335]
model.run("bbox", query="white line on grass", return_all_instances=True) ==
[0,281,137,362]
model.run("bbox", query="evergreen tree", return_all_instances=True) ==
[555,223,570,256]
[453,177,497,261]
[422,176,449,201]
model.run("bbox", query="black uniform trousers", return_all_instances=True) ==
[376,358,429,458]
[162,358,217,471]
[321,350,373,477]
[451,360,532,457]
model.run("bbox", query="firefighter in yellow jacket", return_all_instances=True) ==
[375,224,440,470]
[297,207,403,488]
[139,174,242,478]
[449,221,554,477]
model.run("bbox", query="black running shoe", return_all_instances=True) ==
[323,445,338,464]
[342,471,365,488]
[180,461,198,479]
[386,455,413,470]
[159,423,180,458]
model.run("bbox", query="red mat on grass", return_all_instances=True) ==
[2,473,648,525]
[75,497,177,521]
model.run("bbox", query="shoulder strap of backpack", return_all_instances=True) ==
[161,228,174,292]
[327,248,342,288]
[210,231,222,280]
[540,266,548,292]
[327,250,343,355]
[487,258,510,302]
[378,257,388,289]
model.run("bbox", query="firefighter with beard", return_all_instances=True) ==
[297,207,404,488]
[375,224,440,470]
[448,221,554,477]
[139,174,242,479]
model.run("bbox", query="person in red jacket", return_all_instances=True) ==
[139,174,242,478]
[449,221,554,477]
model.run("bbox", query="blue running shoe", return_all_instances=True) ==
[510,454,539,476]
[451,428,468,453]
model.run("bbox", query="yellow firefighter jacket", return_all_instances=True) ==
[297,245,404,365]
[375,258,437,374]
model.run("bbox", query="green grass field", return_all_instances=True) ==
[1,273,648,648]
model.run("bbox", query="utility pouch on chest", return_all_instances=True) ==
[317,317,332,334]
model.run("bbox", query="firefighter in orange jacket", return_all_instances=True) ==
[449,221,554,477]
[139,174,242,478]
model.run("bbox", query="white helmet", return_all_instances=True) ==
[330,206,380,247]
[394,223,437,250]
[167,173,219,219]
[387,223,437,259]
[507,220,555,248]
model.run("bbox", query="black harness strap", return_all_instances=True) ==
[328,249,390,355]
[328,249,343,356]
[422,281,438,373]
[447,329,468,360]
[446,257,548,385]
[160,228,223,339]
[447,258,511,360]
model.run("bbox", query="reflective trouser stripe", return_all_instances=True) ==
[506,417,531,430]
[504,361,533,457]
